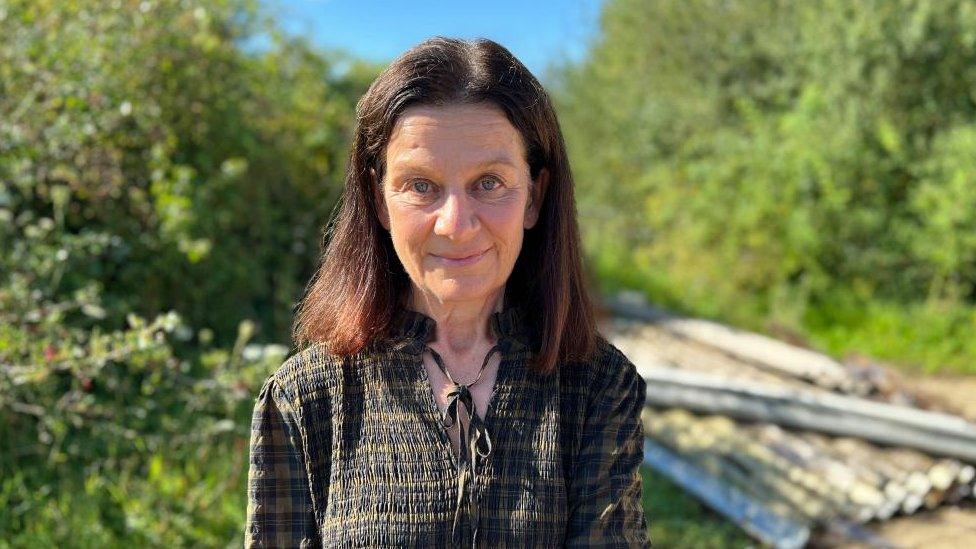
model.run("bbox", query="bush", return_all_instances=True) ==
[0,0,377,345]
[0,0,378,544]
[555,0,976,371]
[0,198,287,545]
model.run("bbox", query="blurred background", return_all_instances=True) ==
[3,0,976,546]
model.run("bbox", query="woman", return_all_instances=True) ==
[245,36,649,548]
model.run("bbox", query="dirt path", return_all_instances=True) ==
[910,376,976,422]
[856,506,976,548]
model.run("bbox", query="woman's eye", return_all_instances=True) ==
[411,180,431,193]
[479,178,501,192]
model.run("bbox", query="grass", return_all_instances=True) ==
[802,292,976,375]
[641,466,754,548]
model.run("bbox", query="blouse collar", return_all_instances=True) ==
[388,303,532,353]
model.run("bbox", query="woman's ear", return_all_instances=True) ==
[524,167,548,230]
[371,167,391,230]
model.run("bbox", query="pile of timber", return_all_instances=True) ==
[600,292,976,549]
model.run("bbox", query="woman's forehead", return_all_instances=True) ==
[386,103,526,171]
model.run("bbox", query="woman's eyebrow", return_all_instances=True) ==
[473,156,518,169]
[390,156,519,174]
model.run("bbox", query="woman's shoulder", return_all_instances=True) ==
[556,335,646,460]
[592,334,636,373]
[558,334,645,413]
[561,334,639,386]
[263,342,350,401]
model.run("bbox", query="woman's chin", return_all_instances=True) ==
[421,279,501,304]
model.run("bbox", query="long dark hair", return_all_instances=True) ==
[292,36,596,375]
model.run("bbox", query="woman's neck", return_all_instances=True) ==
[408,287,505,356]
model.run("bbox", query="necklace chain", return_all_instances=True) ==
[422,342,501,549]
[425,343,501,388]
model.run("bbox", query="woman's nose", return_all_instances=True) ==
[433,190,478,239]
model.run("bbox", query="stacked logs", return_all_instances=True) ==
[601,292,976,548]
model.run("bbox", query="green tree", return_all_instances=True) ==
[556,0,976,332]
[0,0,378,345]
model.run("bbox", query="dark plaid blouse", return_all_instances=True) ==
[245,304,649,547]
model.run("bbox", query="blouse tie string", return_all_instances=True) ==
[424,343,502,549]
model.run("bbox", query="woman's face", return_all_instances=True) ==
[375,102,544,308]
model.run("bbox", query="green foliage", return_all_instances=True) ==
[0,0,377,345]
[0,0,380,545]
[803,288,976,375]
[0,200,285,545]
[909,126,976,301]
[556,0,976,372]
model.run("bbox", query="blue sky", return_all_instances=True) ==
[264,0,604,80]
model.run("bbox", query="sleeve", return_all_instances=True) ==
[564,350,651,548]
[245,376,321,548]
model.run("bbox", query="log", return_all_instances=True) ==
[644,415,897,547]
[644,411,833,521]
[693,416,867,513]
[605,320,824,391]
[819,436,933,513]
[649,410,882,522]
[753,426,892,519]
[641,435,812,549]
[638,366,976,462]
[657,413,842,514]
[802,435,908,518]
[605,292,865,392]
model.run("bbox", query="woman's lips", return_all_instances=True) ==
[430,248,489,267]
